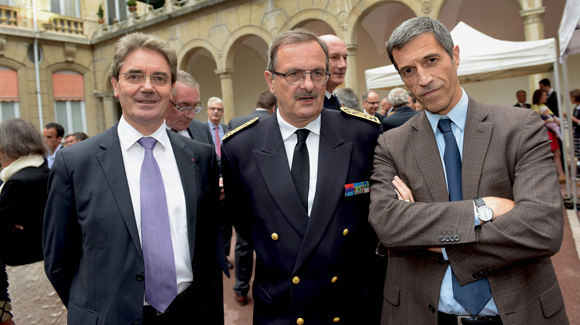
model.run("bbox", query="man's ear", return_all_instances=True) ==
[264,71,275,94]
[111,77,120,98]
[452,45,460,69]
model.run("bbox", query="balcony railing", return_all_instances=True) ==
[0,5,90,38]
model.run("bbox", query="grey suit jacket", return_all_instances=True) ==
[43,125,225,325]
[227,109,271,132]
[369,97,567,324]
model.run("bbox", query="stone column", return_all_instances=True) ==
[345,43,360,95]
[215,69,235,122]
[519,6,547,92]
[102,95,117,129]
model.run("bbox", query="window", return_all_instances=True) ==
[0,67,19,121]
[49,0,81,18]
[52,71,86,134]
[106,0,127,25]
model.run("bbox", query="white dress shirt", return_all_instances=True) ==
[47,144,62,169]
[277,109,320,216]
[117,116,192,302]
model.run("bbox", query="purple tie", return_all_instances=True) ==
[138,137,177,313]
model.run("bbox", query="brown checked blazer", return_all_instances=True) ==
[369,97,568,324]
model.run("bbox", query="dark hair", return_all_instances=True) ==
[539,78,551,87]
[74,132,89,141]
[0,118,47,159]
[267,28,329,73]
[570,89,580,103]
[386,17,454,72]
[532,89,546,105]
[45,122,64,138]
[256,91,277,109]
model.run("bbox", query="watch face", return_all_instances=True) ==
[478,206,493,222]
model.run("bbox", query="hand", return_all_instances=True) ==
[427,247,442,254]
[11,225,23,232]
[219,178,225,201]
[563,112,568,118]
[392,176,414,202]
[481,196,515,219]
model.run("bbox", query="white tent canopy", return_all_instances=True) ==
[558,0,580,59]
[365,22,557,90]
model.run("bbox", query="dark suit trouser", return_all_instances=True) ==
[233,230,253,297]
[220,200,232,256]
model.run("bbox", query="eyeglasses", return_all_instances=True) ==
[272,69,330,85]
[120,73,170,86]
[170,100,204,114]
[208,107,224,112]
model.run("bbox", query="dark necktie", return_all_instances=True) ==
[291,129,310,212]
[438,118,491,316]
[330,95,340,110]
[138,137,178,313]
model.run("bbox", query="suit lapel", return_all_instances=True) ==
[187,125,199,140]
[96,126,142,257]
[254,115,309,236]
[409,114,449,202]
[294,110,351,272]
[462,98,492,199]
[168,131,199,261]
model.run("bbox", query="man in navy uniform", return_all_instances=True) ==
[221,29,385,324]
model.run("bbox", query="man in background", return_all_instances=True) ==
[362,90,385,122]
[514,90,530,108]
[380,97,393,115]
[165,70,213,145]
[334,87,361,112]
[207,97,227,157]
[319,35,348,110]
[381,87,420,132]
[539,79,559,116]
[43,122,64,168]
[64,132,89,147]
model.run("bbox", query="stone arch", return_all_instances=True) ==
[178,38,220,71]
[221,25,272,70]
[280,9,342,39]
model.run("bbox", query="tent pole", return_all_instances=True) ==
[553,61,571,199]
[561,56,577,209]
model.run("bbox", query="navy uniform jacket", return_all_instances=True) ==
[221,108,386,325]
[43,126,226,325]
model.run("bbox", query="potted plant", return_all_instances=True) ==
[97,4,104,24]
[127,0,137,12]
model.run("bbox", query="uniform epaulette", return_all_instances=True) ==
[223,117,259,142]
[340,107,380,125]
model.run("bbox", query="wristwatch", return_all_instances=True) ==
[474,197,493,224]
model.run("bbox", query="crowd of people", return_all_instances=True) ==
[0,16,572,325]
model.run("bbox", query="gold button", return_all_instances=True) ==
[292,276,300,284]
[297,318,304,324]
[333,317,340,322]
[331,276,338,283]
[271,233,279,240]
[343,229,349,236]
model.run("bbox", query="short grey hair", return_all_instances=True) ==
[386,17,454,72]
[110,32,178,84]
[173,70,199,97]
[267,28,329,73]
[208,97,224,110]
[334,88,361,112]
[388,88,410,107]
[0,118,46,160]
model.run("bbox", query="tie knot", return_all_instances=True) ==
[138,137,158,150]
[295,129,310,143]
[437,118,453,133]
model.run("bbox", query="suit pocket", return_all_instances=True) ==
[539,283,565,318]
[384,280,400,307]
[68,300,98,325]
[254,283,273,305]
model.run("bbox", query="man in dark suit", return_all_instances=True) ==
[227,91,276,130]
[369,17,567,324]
[221,29,386,325]
[165,70,213,144]
[381,87,420,132]
[226,90,276,306]
[207,97,227,156]
[539,78,559,116]
[514,90,530,108]
[43,33,226,325]
[363,90,386,123]
[319,35,347,110]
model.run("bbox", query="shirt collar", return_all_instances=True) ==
[118,115,169,151]
[325,90,332,99]
[208,120,221,130]
[425,88,468,134]
[276,109,321,141]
